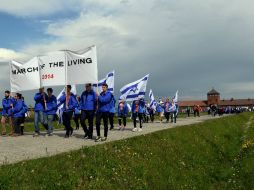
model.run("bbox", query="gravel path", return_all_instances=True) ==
[0,115,224,165]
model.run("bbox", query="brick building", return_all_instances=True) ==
[178,88,254,111]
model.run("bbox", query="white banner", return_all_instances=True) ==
[39,51,66,87]
[10,46,98,91]
[10,57,41,92]
[66,46,98,85]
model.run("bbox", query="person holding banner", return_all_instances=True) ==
[44,88,57,136]
[10,93,28,137]
[117,99,128,130]
[1,90,15,135]
[95,83,112,142]
[57,85,77,138]
[33,87,49,137]
[80,84,97,139]
[109,94,116,130]
[131,99,144,132]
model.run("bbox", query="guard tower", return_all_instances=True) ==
[207,88,220,106]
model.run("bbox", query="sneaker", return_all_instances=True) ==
[101,137,107,141]
[132,128,138,132]
[84,133,89,139]
[110,126,114,130]
[33,132,39,137]
[95,136,102,142]
[1,132,7,136]
[121,127,125,131]
[138,128,142,132]
[118,126,122,130]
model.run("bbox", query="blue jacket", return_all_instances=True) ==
[109,95,116,113]
[131,100,144,114]
[11,99,26,118]
[80,90,97,111]
[163,102,172,113]
[74,101,81,115]
[2,97,15,116]
[98,91,112,113]
[118,102,128,117]
[57,93,77,112]
[156,104,164,113]
[34,93,48,112]
[21,102,28,117]
[45,95,57,115]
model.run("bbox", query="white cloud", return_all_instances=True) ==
[0,48,28,62]
[1,0,254,100]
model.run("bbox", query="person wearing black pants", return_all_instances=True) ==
[57,85,77,138]
[132,112,143,130]
[117,100,128,130]
[95,83,113,142]
[81,110,94,138]
[62,111,74,137]
[96,112,109,139]
[80,84,97,139]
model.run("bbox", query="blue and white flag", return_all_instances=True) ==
[119,74,149,101]
[149,89,157,110]
[93,70,114,93]
[173,90,178,103]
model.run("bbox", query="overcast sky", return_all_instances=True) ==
[0,0,254,105]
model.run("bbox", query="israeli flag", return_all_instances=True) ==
[173,90,178,103]
[149,89,157,110]
[119,74,149,101]
[93,70,114,93]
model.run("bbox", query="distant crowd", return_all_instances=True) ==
[0,84,179,141]
[2,85,247,141]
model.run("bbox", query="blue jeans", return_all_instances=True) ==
[46,115,54,134]
[34,111,48,133]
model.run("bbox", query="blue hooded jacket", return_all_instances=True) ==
[131,100,144,114]
[45,95,57,115]
[57,92,77,112]
[117,101,128,117]
[98,91,112,113]
[163,102,172,113]
[80,90,97,111]
[2,96,15,116]
[109,95,116,113]
[34,92,48,112]
[11,99,26,118]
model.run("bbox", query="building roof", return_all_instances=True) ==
[219,99,254,106]
[207,88,220,95]
[178,100,208,107]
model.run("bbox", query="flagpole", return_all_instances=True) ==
[64,50,68,109]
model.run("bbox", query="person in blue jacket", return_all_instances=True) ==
[57,85,77,138]
[10,93,27,137]
[109,94,116,130]
[131,99,144,132]
[1,90,15,135]
[95,83,112,142]
[73,96,81,130]
[80,83,97,139]
[117,99,128,130]
[44,88,57,136]
[20,96,28,135]
[33,87,48,136]
[163,98,172,123]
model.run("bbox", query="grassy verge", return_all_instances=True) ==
[0,113,253,189]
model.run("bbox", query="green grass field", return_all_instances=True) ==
[0,113,253,189]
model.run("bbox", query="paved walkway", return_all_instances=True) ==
[0,115,225,165]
